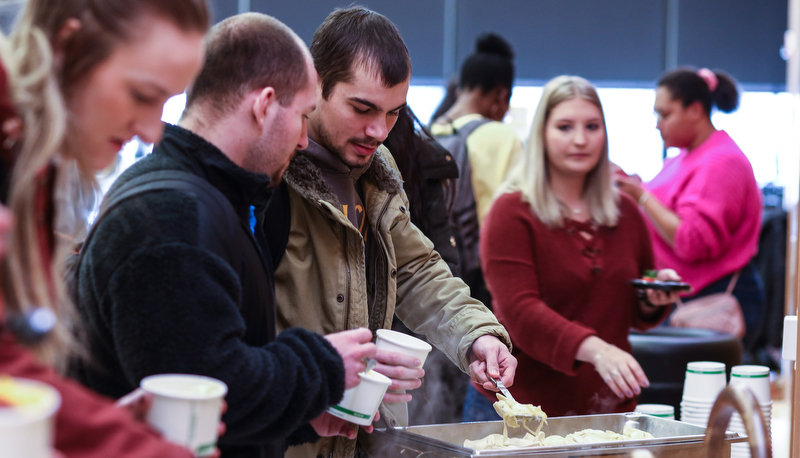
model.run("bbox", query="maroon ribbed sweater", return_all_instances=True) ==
[480,192,665,416]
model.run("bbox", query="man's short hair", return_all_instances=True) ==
[186,13,308,116]
[310,6,411,100]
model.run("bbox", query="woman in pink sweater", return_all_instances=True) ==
[616,68,764,350]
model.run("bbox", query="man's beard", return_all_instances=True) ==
[243,133,289,185]
[315,121,378,169]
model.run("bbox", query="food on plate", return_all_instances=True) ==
[630,270,691,292]
[640,270,658,282]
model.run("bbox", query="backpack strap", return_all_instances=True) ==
[434,117,492,280]
[451,118,492,139]
[67,170,234,305]
[87,170,229,250]
[725,270,742,295]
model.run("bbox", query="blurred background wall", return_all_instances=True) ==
[198,1,794,197]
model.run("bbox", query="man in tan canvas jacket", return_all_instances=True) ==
[270,6,519,458]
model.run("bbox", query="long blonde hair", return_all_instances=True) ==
[2,0,210,369]
[503,75,618,228]
[0,26,73,368]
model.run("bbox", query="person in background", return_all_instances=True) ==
[0,0,212,456]
[430,31,522,422]
[273,7,516,458]
[615,68,764,354]
[384,106,460,274]
[383,105,468,425]
[481,75,681,417]
[429,76,459,127]
[74,13,377,458]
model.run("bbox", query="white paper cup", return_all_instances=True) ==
[729,365,771,404]
[635,403,675,420]
[375,329,432,367]
[683,361,727,402]
[140,374,227,457]
[0,378,61,458]
[328,370,391,426]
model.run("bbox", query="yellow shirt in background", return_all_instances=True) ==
[431,114,523,223]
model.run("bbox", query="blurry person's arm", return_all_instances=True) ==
[616,175,680,246]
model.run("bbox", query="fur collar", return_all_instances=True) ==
[284,146,403,208]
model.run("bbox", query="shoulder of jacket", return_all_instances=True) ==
[363,146,403,194]
[283,152,341,207]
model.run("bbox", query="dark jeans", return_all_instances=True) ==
[462,383,497,422]
[667,260,765,352]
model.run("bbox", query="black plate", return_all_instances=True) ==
[630,279,692,292]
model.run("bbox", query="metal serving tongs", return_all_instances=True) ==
[364,358,378,373]
[488,375,542,422]
[488,375,516,402]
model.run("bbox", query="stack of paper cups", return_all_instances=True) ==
[635,403,675,420]
[727,365,771,458]
[680,361,726,426]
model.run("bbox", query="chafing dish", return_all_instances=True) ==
[361,412,745,457]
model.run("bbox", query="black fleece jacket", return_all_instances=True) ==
[74,124,345,458]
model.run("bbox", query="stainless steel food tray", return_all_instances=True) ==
[362,413,746,457]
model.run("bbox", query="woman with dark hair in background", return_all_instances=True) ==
[430,31,523,422]
[432,32,521,230]
[0,0,211,455]
[384,105,467,424]
[429,76,459,126]
[616,68,765,357]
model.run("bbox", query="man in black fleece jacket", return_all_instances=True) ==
[74,13,377,458]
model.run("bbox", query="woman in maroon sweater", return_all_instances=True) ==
[480,76,681,417]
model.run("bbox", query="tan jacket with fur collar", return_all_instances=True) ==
[274,146,510,458]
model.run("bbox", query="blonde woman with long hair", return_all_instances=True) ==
[479,76,681,416]
[0,0,212,456]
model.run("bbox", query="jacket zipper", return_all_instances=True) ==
[341,225,351,331]
[370,194,394,331]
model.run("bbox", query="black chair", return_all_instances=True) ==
[629,327,743,420]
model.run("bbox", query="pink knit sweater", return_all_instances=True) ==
[645,130,761,293]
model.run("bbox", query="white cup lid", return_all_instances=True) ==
[731,365,770,377]
[141,374,227,400]
[635,404,674,415]
[686,361,726,374]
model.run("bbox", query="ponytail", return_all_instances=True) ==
[657,67,740,115]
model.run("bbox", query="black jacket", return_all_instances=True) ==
[74,124,345,458]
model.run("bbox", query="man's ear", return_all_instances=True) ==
[315,76,325,100]
[252,87,277,128]
[52,18,82,70]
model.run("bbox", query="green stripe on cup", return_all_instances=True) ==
[331,405,371,420]
[732,373,768,379]
[687,369,724,374]
[643,413,673,418]
[196,444,216,457]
